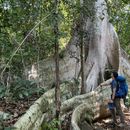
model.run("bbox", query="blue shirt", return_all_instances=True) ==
[110,80,117,93]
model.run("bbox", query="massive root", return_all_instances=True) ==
[61,80,112,130]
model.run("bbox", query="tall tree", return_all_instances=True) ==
[66,0,120,92]
[54,0,61,129]
[107,0,130,54]
[80,0,85,94]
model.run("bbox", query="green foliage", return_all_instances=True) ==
[0,77,45,101]
[41,119,60,130]
[0,0,84,105]
[9,77,45,100]
[107,0,130,54]
[0,0,78,78]
[0,83,6,98]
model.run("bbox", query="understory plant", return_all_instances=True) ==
[0,77,45,101]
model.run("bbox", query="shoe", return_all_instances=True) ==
[118,123,125,127]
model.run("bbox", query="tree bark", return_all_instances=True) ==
[80,0,85,94]
[54,0,61,128]
[63,0,120,93]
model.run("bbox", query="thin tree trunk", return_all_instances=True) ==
[54,0,61,129]
[80,0,85,94]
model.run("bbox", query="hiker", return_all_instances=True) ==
[100,71,128,127]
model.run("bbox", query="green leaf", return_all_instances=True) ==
[23,91,29,97]
[19,93,24,99]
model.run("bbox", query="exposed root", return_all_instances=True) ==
[60,81,112,130]
[71,103,94,130]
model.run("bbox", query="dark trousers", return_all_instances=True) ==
[110,98,125,124]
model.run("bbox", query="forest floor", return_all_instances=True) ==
[61,109,130,130]
[94,111,130,130]
[0,94,130,130]
[0,94,40,128]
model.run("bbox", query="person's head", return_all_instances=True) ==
[111,71,118,79]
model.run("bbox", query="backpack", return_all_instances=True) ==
[115,76,128,98]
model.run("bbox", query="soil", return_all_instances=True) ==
[94,111,130,130]
[61,109,130,130]
[0,94,41,128]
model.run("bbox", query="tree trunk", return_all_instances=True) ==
[80,0,85,94]
[63,0,120,93]
[54,0,61,129]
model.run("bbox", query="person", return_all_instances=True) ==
[100,71,125,127]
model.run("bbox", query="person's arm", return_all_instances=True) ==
[100,82,109,87]
[111,80,117,102]
[112,88,116,100]
[100,79,112,87]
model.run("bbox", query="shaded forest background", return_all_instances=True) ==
[0,0,130,99]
